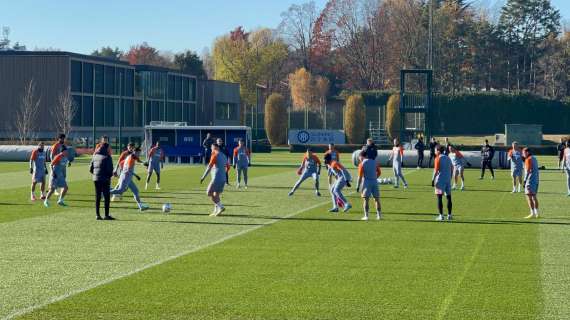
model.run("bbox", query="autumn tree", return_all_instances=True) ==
[124,42,172,67]
[264,93,288,145]
[344,94,366,144]
[213,27,288,107]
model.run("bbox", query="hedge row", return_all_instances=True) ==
[431,92,570,135]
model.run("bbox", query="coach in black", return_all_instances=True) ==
[90,139,114,220]
[414,137,425,168]
[480,139,495,180]
[428,137,438,167]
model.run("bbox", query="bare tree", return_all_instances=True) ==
[15,79,41,145]
[278,1,319,71]
[55,88,77,138]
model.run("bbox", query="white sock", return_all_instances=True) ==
[461,181,464,188]
[533,208,538,215]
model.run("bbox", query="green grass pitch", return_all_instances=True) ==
[0,151,568,319]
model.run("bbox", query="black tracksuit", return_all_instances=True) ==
[480,145,495,178]
[414,140,425,168]
[428,141,437,167]
[202,137,214,165]
[90,147,114,218]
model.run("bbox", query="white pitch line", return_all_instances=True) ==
[2,197,332,320]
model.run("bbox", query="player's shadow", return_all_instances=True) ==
[0,202,36,207]
[118,218,264,227]
[398,218,570,226]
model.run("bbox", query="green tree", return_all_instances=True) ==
[264,93,288,145]
[91,46,123,60]
[173,50,207,79]
[344,94,366,144]
[498,0,561,92]
[385,93,400,140]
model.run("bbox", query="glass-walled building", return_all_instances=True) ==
[135,65,197,126]
[0,51,223,146]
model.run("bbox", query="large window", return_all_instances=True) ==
[189,78,196,101]
[123,99,134,127]
[168,75,175,100]
[104,66,115,95]
[116,68,125,96]
[72,95,82,126]
[175,102,182,121]
[167,102,175,122]
[94,97,104,126]
[151,101,160,122]
[82,63,93,93]
[126,69,134,97]
[94,64,104,94]
[175,76,182,100]
[134,100,143,127]
[215,102,238,121]
[184,103,195,124]
[70,61,82,92]
[183,78,189,101]
[82,96,93,126]
[104,98,114,127]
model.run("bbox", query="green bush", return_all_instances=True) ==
[385,93,401,140]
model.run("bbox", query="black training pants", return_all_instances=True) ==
[480,160,494,178]
[94,180,111,217]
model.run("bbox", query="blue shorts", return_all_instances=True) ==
[511,167,523,178]
[207,179,225,194]
[361,180,379,198]
[435,181,452,196]
[525,182,539,195]
[148,161,160,174]
[33,170,45,183]
[49,174,67,189]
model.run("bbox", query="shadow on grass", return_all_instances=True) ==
[118,218,264,227]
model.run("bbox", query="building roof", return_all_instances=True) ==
[0,50,132,66]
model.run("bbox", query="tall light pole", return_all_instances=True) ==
[428,0,434,70]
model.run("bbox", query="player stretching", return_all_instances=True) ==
[564,140,570,197]
[449,146,466,191]
[523,148,540,218]
[145,141,165,190]
[432,145,453,221]
[389,139,408,189]
[233,139,251,189]
[508,142,524,193]
[110,148,149,211]
[44,146,69,207]
[324,153,352,213]
[288,148,322,197]
[29,142,48,201]
[356,151,382,220]
[201,144,229,216]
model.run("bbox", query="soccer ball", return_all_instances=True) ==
[162,203,172,214]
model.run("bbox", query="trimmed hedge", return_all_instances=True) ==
[432,92,570,135]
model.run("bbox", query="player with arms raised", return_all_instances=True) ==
[508,142,524,193]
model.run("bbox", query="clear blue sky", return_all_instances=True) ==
[2,0,568,55]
